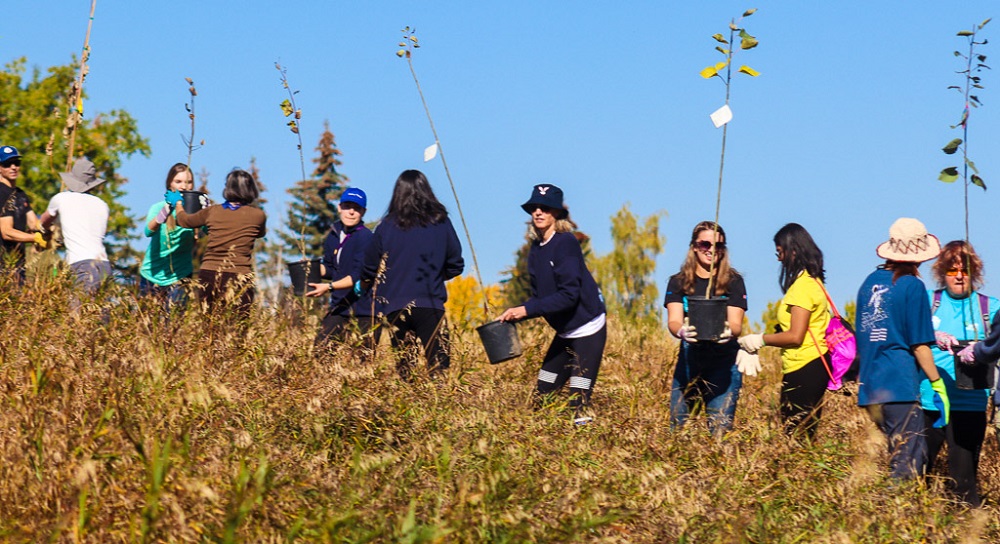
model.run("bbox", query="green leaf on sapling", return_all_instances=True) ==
[966,157,979,174]
[947,85,962,90]
[715,46,730,54]
[396,50,406,57]
[974,84,985,89]
[971,95,981,104]
[743,8,757,17]
[972,174,986,189]
[700,65,720,78]
[280,99,293,117]
[939,167,960,182]
[741,34,759,50]
[955,51,963,57]
[729,22,738,30]
[738,65,760,76]
[980,18,992,29]
[958,30,974,36]
[942,138,962,154]
[712,33,729,44]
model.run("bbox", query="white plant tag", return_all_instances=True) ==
[423,143,439,162]
[710,104,733,128]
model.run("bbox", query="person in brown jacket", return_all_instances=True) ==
[172,169,266,319]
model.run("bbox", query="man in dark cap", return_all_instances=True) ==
[0,145,48,281]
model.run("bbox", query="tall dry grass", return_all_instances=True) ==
[1,274,998,542]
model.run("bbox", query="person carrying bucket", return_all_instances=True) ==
[739,223,830,440]
[665,221,747,437]
[498,184,606,426]
[330,170,463,379]
[172,168,266,320]
[139,163,197,309]
[305,187,379,357]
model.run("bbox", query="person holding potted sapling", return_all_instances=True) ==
[922,240,999,507]
[499,184,606,426]
[330,170,463,379]
[665,221,747,436]
[172,168,267,320]
[139,163,197,308]
[739,223,829,439]
[305,187,379,356]
[851,218,950,480]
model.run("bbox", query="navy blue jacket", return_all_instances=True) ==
[322,221,375,317]
[361,216,464,314]
[523,232,605,333]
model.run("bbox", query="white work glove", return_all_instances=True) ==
[738,333,765,354]
[935,331,959,354]
[736,349,762,377]
[154,204,172,225]
[715,322,733,343]
[678,317,697,343]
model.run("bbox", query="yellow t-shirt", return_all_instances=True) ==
[777,272,830,374]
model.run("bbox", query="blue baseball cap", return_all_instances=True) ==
[340,187,367,209]
[0,146,21,163]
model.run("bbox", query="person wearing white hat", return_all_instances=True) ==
[39,157,111,293]
[0,145,49,281]
[854,217,950,480]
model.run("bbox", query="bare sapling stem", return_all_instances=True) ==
[275,62,309,260]
[64,0,97,181]
[183,78,201,169]
[398,28,490,319]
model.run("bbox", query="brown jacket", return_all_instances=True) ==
[176,204,266,274]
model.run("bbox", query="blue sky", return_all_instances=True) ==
[6,2,1000,323]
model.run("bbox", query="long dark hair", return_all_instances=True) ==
[385,169,448,229]
[773,223,825,293]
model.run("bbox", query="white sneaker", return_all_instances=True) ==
[573,406,595,426]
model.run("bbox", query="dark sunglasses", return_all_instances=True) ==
[0,159,21,167]
[693,240,726,251]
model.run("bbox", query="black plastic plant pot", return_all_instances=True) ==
[476,320,523,364]
[287,258,322,297]
[181,190,208,214]
[687,296,728,342]
[953,340,995,390]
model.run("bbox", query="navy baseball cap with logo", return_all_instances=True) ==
[340,187,367,209]
[0,146,21,163]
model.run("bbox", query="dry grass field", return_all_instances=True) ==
[1,276,998,542]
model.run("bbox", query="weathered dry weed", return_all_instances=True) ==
[0,276,997,542]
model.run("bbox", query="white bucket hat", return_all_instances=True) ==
[876,218,941,263]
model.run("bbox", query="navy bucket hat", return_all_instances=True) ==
[521,184,568,219]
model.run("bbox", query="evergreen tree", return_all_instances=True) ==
[0,57,151,272]
[279,120,348,258]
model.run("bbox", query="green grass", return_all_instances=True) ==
[0,275,998,542]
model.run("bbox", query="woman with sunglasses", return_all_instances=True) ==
[739,223,829,439]
[665,221,746,436]
[499,184,606,425]
[919,240,998,506]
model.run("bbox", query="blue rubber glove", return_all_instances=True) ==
[164,191,183,207]
[929,378,950,428]
[352,280,365,297]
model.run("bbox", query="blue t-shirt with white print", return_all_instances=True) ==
[918,289,1000,412]
[856,267,936,406]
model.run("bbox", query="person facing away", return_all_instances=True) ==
[665,220,746,436]
[39,157,111,294]
[139,162,197,307]
[330,170,463,379]
[499,183,607,425]
[0,145,49,281]
[174,168,266,319]
[854,217,950,481]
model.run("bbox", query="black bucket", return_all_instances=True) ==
[687,296,728,341]
[954,340,995,390]
[476,320,523,364]
[181,191,208,214]
[287,258,322,296]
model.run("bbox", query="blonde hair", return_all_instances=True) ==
[526,217,576,241]
[676,221,735,296]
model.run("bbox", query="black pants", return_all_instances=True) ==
[923,409,986,507]
[536,325,607,408]
[314,312,381,359]
[386,307,449,379]
[781,355,828,439]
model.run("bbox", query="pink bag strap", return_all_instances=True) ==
[807,327,834,382]
[812,276,839,319]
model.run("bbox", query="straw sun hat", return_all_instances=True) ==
[875,217,941,263]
